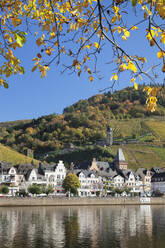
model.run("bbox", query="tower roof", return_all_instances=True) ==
[115,148,126,162]
[107,126,112,132]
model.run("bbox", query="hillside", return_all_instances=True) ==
[0,143,39,165]
[0,85,165,169]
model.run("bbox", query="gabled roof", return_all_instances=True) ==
[96,161,110,171]
[76,169,98,178]
[97,167,118,178]
[15,164,34,175]
[113,174,125,179]
[151,167,165,174]
[136,167,150,178]
[38,163,57,175]
[121,169,135,179]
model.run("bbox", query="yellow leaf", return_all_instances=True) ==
[113,6,119,14]
[111,16,117,24]
[119,63,127,71]
[110,73,118,81]
[124,30,130,37]
[131,26,138,30]
[131,78,135,83]
[127,61,137,73]
[160,33,165,44]
[89,76,93,82]
[55,41,58,46]
[94,42,100,49]
[31,65,38,72]
[86,44,92,49]
[46,49,52,56]
[134,82,138,90]
[122,35,127,40]
[157,51,165,59]
[87,68,92,74]
[117,27,122,33]
[11,17,22,27]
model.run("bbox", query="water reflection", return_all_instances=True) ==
[0,205,165,248]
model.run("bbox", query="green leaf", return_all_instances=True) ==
[131,0,137,7]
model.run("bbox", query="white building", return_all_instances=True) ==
[76,170,100,197]
[39,161,66,194]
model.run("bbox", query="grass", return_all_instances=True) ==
[111,144,165,171]
[144,119,165,141]
[0,143,39,165]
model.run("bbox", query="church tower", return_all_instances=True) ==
[106,126,113,146]
[115,148,128,170]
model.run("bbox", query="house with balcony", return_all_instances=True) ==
[76,170,100,197]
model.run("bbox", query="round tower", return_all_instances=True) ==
[106,126,113,146]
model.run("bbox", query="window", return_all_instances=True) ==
[57,175,60,179]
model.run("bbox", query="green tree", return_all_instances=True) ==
[62,173,81,196]
[0,185,9,194]
[42,184,54,195]
[28,184,42,195]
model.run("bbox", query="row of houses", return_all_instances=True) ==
[0,148,165,196]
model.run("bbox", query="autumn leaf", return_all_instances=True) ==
[157,51,165,59]
[110,73,118,81]
[94,42,100,49]
[127,61,137,73]
[89,76,93,82]
[134,82,138,90]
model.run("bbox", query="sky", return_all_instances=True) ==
[0,2,164,122]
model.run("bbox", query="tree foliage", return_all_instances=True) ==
[62,173,81,195]
[42,184,54,195]
[28,184,42,195]
[1,86,165,157]
[0,0,165,111]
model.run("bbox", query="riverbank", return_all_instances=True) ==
[0,197,165,206]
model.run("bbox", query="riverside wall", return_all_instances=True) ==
[0,197,165,206]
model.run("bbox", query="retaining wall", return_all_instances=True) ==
[0,197,165,206]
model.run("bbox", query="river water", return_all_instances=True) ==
[0,205,165,248]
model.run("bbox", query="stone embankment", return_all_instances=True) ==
[0,197,165,206]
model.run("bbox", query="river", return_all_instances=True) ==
[0,205,165,248]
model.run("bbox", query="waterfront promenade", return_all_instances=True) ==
[0,197,165,206]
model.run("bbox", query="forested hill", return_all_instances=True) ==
[1,86,165,160]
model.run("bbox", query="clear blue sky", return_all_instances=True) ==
[0,2,164,122]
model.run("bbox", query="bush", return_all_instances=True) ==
[96,191,101,197]
[17,189,28,197]
[0,185,9,194]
